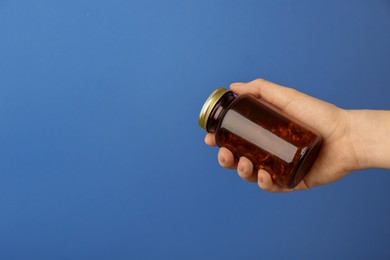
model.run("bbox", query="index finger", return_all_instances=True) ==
[204,133,217,146]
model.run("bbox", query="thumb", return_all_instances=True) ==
[230,78,341,138]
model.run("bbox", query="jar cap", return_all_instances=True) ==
[198,88,229,130]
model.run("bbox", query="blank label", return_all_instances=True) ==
[221,110,298,163]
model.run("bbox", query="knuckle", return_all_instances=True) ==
[253,78,267,84]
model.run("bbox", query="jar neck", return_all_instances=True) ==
[206,91,235,133]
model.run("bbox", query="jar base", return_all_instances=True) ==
[287,137,323,189]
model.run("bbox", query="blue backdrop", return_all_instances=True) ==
[0,0,389,259]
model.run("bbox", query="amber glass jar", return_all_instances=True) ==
[199,88,322,188]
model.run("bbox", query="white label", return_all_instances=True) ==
[221,110,298,163]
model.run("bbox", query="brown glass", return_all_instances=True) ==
[206,91,322,188]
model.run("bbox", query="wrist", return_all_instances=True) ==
[346,109,390,170]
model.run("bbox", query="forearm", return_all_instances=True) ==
[348,110,390,169]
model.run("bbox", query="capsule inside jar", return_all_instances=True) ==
[199,88,322,188]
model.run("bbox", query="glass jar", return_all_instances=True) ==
[199,88,322,188]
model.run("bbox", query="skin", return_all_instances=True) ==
[204,79,390,192]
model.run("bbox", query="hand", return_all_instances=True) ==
[205,79,366,192]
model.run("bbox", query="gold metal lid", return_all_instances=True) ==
[198,88,229,130]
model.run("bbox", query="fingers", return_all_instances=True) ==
[230,78,306,107]
[205,134,308,191]
[237,157,257,182]
[257,170,309,192]
[204,133,217,146]
[230,79,341,138]
[218,147,237,169]
[213,146,308,192]
[205,135,237,169]
[257,170,292,192]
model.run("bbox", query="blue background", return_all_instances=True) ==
[0,0,389,259]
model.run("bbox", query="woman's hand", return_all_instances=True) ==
[204,79,389,192]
